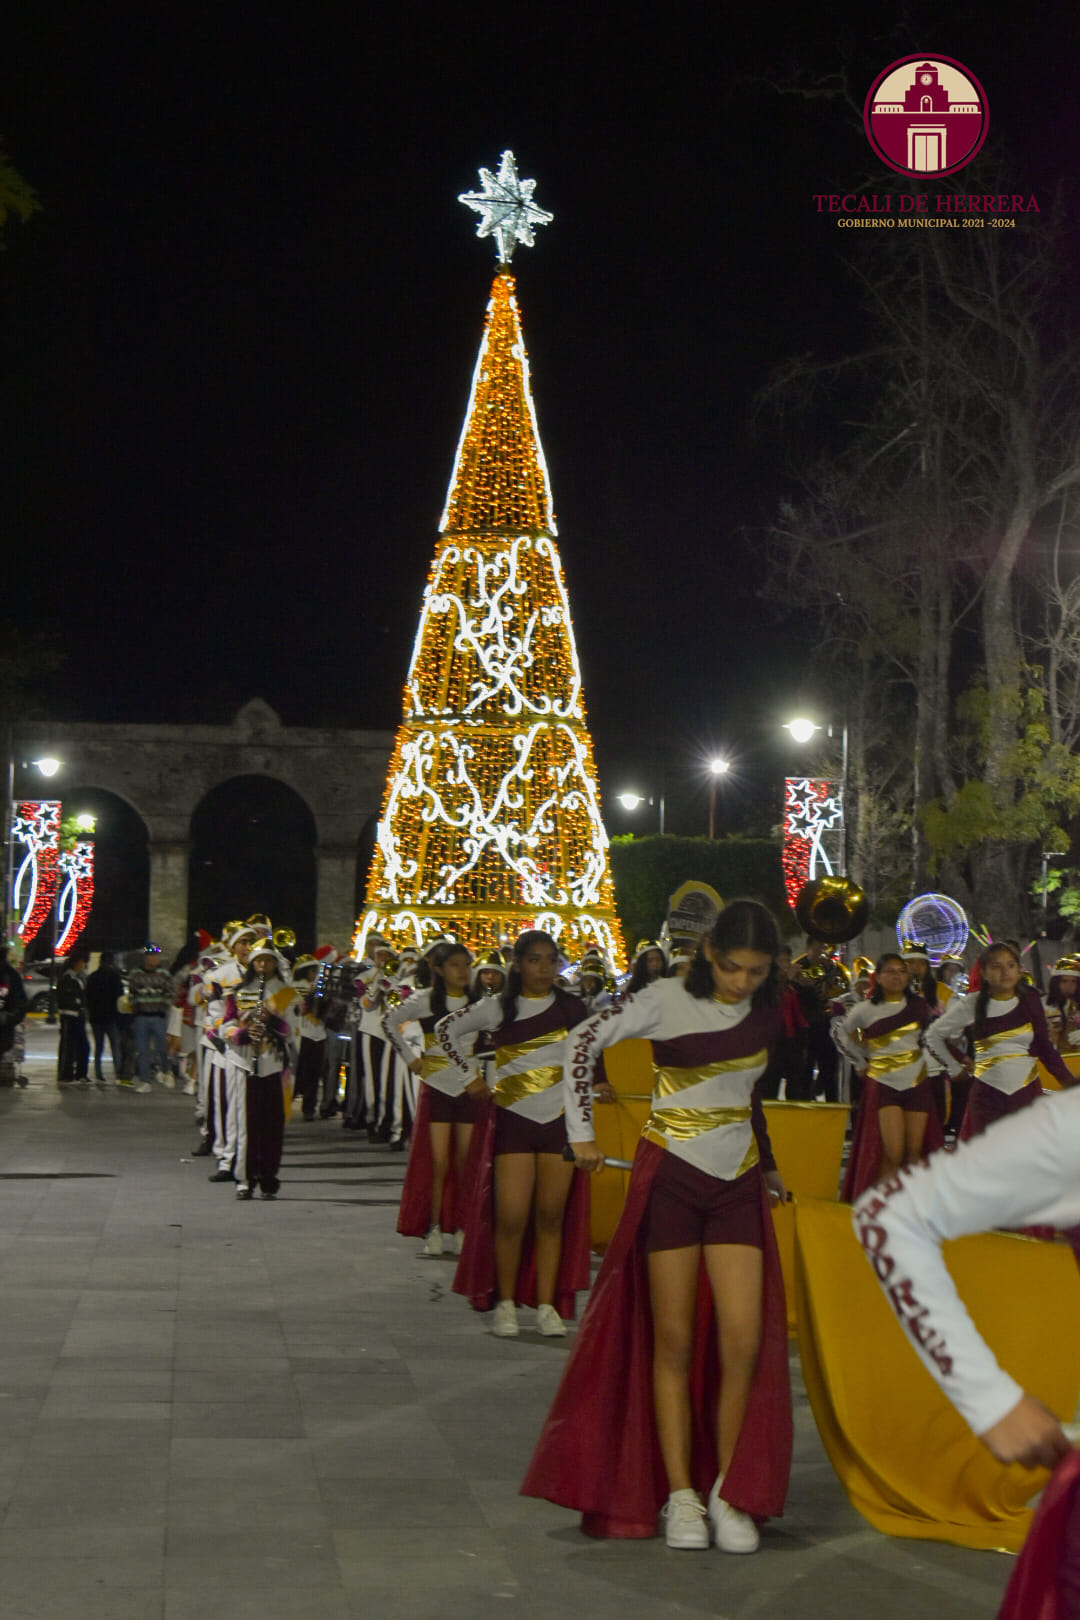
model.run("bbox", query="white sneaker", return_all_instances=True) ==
[535,1303,567,1337]
[422,1227,444,1257]
[132,1081,152,1094]
[157,1071,176,1090]
[708,1477,759,1553]
[453,1228,465,1255]
[182,1078,196,1096]
[661,1489,709,1549]
[492,1299,519,1337]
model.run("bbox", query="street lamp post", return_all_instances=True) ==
[784,718,849,874]
[5,754,63,947]
[707,757,730,840]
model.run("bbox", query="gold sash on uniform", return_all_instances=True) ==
[493,1027,567,1108]
[642,1047,765,1168]
[974,1022,1034,1081]
[420,1032,450,1081]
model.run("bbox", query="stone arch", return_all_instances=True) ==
[58,785,152,952]
[188,774,318,947]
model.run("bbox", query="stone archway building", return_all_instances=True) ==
[15,700,393,950]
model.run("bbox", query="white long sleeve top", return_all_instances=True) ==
[833,997,928,1091]
[383,989,475,1096]
[437,991,585,1123]
[852,1088,1080,1436]
[562,977,778,1181]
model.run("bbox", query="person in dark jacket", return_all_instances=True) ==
[86,950,124,1087]
[57,947,91,1085]
[0,945,29,1084]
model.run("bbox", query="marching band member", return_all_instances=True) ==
[852,1092,1080,1618]
[924,941,1075,1140]
[576,949,613,1015]
[473,948,507,999]
[791,936,849,1101]
[1044,955,1080,1057]
[221,939,299,1200]
[386,942,487,1256]
[836,953,942,1202]
[626,939,667,995]
[206,924,257,1182]
[291,955,328,1121]
[522,900,791,1550]
[438,931,591,1338]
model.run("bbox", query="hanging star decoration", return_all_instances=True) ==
[458,150,553,264]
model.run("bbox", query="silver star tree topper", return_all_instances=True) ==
[458,150,553,265]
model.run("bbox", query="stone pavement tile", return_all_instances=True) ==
[172,1352,292,1373]
[338,1529,518,1594]
[2,1499,169,1532]
[170,1402,306,1439]
[39,1395,172,1421]
[165,1590,350,1620]
[0,1524,164,1561]
[45,1365,172,1396]
[309,1434,461,1481]
[469,1477,574,1532]
[169,1439,318,1482]
[0,1587,163,1620]
[170,1370,297,1405]
[0,1554,164,1595]
[10,1458,168,1506]
[163,1527,341,1587]
[0,1398,43,1440]
[0,1359,56,1393]
[165,1500,330,1535]
[60,1323,177,1357]
[320,1478,484,1531]
[167,1475,325,1512]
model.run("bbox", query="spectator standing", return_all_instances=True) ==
[57,947,91,1085]
[128,945,175,1092]
[0,944,29,1085]
[86,950,124,1087]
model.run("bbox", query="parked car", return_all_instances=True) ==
[21,960,61,1014]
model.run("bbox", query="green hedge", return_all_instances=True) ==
[609,835,789,956]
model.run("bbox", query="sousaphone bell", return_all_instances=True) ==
[794,875,869,945]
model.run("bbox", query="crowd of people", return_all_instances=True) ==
[8,904,1078,1607]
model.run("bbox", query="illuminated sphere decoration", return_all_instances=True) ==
[896,893,969,966]
[356,155,624,967]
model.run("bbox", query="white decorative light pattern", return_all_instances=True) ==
[55,841,95,955]
[12,800,61,945]
[782,778,845,909]
[457,150,553,265]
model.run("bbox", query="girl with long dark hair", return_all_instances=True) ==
[926,941,1075,1139]
[386,942,486,1256]
[522,900,791,1552]
[836,953,941,1202]
[438,931,592,1337]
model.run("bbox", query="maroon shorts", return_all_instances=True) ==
[643,1154,764,1254]
[425,1084,480,1125]
[875,1074,935,1114]
[493,1107,568,1156]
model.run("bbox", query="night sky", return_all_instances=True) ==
[5,4,1080,840]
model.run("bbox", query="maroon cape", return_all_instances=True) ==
[396,1083,482,1238]
[959,1076,1042,1142]
[841,1077,946,1203]
[451,1102,591,1319]
[997,1449,1080,1620]
[520,1139,792,1538]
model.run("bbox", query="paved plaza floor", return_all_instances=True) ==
[0,1024,1016,1619]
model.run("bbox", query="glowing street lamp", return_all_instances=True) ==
[784,718,820,745]
[616,790,665,834]
[32,757,61,778]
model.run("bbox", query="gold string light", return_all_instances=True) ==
[356,272,624,966]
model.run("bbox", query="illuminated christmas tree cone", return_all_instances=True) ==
[356,154,624,967]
